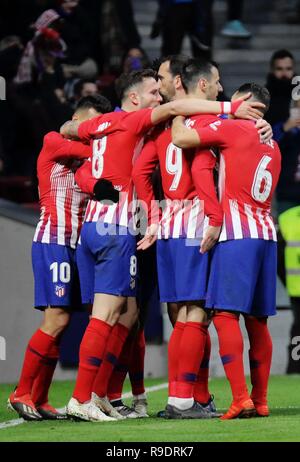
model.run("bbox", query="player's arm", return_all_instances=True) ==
[60,115,105,142]
[172,116,228,149]
[191,151,223,253]
[44,132,91,161]
[60,120,81,140]
[151,93,265,126]
[75,159,119,203]
[132,140,161,250]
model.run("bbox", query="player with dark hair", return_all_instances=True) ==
[60,68,258,422]
[133,59,271,419]
[115,69,159,103]
[8,95,113,421]
[172,82,280,419]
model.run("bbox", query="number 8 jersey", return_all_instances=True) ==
[193,118,281,242]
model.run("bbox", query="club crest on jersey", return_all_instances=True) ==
[55,285,65,298]
[97,121,111,132]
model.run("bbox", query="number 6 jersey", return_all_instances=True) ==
[193,118,281,242]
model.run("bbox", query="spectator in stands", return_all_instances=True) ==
[265,49,299,214]
[14,9,66,87]
[73,79,98,99]
[99,0,142,74]
[64,78,99,108]
[151,0,213,58]
[5,10,72,177]
[0,36,23,81]
[266,49,300,374]
[56,0,98,79]
[0,0,52,43]
[220,0,251,39]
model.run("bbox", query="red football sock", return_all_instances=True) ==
[194,329,211,404]
[16,329,56,397]
[244,316,273,405]
[176,322,208,399]
[168,321,185,397]
[129,329,146,396]
[92,323,129,398]
[73,318,112,403]
[213,312,250,404]
[32,336,60,406]
[107,334,134,401]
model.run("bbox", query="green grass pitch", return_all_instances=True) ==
[0,376,300,442]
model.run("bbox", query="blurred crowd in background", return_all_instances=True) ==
[0,0,299,189]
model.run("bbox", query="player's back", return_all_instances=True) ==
[154,121,196,202]
[154,114,218,239]
[77,109,154,228]
[217,119,281,241]
[34,132,90,249]
[78,109,153,194]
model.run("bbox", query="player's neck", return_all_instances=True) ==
[185,92,207,101]
[173,88,186,100]
[121,102,137,113]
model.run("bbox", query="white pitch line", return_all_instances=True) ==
[0,382,169,431]
[122,381,168,399]
[0,418,24,430]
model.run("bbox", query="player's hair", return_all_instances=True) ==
[115,69,158,102]
[236,83,270,114]
[180,58,216,94]
[270,49,295,67]
[75,95,112,114]
[154,54,190,77]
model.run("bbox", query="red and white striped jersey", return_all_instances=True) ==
[194,119,281,242]
[33,132,91,249]
[74,108,154,228]
[133,115,221,239]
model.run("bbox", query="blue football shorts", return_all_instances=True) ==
[31,241,82,311]
[76,222,137,303]
[205,239,277,316]
[156,237,209,303]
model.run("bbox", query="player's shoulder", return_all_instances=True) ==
[40,131,65,156]
[189,114,220,128]
[43,131,63,145]
[92,110,133,133]
[264,138,281,156]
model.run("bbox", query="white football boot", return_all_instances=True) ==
[132,397,149,417]
[91,393,126,420]
[66,397,116,422]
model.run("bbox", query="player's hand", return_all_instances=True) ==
[137,224,159,251]
[234,93,265,120]
[283,117,300,132]
[93,179,119,203]
[200,225,221,254]
[255,118,273,143]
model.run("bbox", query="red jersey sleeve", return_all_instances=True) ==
[195,119,234,149]
[44,132,91,161]
[77,115,106,143]
[132,139,160,225]
[191,150,223,227]
[74,159,96,196]
[120,108,154,136]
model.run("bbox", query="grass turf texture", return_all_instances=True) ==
[0,376,300,442]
